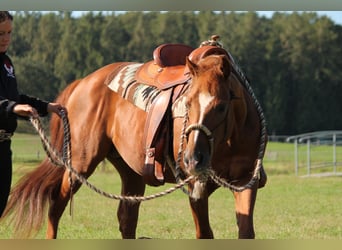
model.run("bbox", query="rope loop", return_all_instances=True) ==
[29,112,194,203]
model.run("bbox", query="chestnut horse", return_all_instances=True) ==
[2,43,267,239]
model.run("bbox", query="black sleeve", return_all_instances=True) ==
[1,54,49,117]
[19,94,49,117]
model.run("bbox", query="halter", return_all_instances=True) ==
[185,123,214,161]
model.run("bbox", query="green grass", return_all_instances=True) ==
[10,132,45,163]
[0,134,341,239]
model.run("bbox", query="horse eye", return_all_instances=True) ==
[230,90,237,99]
[217,103,227,113]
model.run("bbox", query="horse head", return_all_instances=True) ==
[183,52,245,178]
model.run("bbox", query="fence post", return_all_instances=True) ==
[287,131,342,176]
[333,133,336,174]
[307,139,311,176]
[294,139,298,176]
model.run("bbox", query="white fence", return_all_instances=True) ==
[286,131,342,176]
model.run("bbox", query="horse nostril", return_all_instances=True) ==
[184,151,203,169]
[194,152,203,165]
[184,155,189,165]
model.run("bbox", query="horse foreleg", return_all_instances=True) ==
[46,170,82,239]
[233,182,258,239]
[108,157,146,239]
[189,195,214,239]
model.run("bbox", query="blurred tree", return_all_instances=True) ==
[7,11,342,134]
[54,12,78,90]
[100,13,130,64]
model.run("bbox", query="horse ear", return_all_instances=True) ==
[221,55,232,80]
[186,57,199,76]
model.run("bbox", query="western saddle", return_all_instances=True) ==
[136,42,229,186]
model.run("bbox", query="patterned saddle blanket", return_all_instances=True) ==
[106,63,161,112]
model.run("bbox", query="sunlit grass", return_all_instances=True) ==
[0,134,341,239]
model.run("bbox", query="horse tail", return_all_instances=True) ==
[2,159,65,238]
[1,79,81,238]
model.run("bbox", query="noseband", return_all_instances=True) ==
[184,123,214,162]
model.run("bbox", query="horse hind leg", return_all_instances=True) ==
[106,155,145,239]
[46,170,83,239]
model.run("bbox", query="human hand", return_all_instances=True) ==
[13,104,39,118]
[47,102,67,117]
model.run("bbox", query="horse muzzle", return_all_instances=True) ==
[183,124,214,177]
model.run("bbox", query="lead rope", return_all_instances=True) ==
[60,110,74,216]
[172,104,191,196]
[29,111,194,204]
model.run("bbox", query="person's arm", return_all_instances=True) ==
[19,94,49,116]
[19,94,65,118]
[1,94,64,118]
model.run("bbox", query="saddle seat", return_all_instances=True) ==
[135,43,194,90]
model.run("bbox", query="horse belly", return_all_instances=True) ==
[111,100,147,176]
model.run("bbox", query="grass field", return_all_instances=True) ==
[0,133,341,239]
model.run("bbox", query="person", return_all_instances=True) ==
[0,11,65,217]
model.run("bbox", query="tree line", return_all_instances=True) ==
[8,11,342,135]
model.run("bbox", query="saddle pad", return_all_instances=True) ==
[172,94,187,118]
[106,63,161,112]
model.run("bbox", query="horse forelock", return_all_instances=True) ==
[187,59,231,110]
[197,55,229,78]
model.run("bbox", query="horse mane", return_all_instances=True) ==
[203,55,231,77]
[0,79,81,238]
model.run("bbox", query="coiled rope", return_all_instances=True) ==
[207,51,267,192]
[208,65,267,192]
